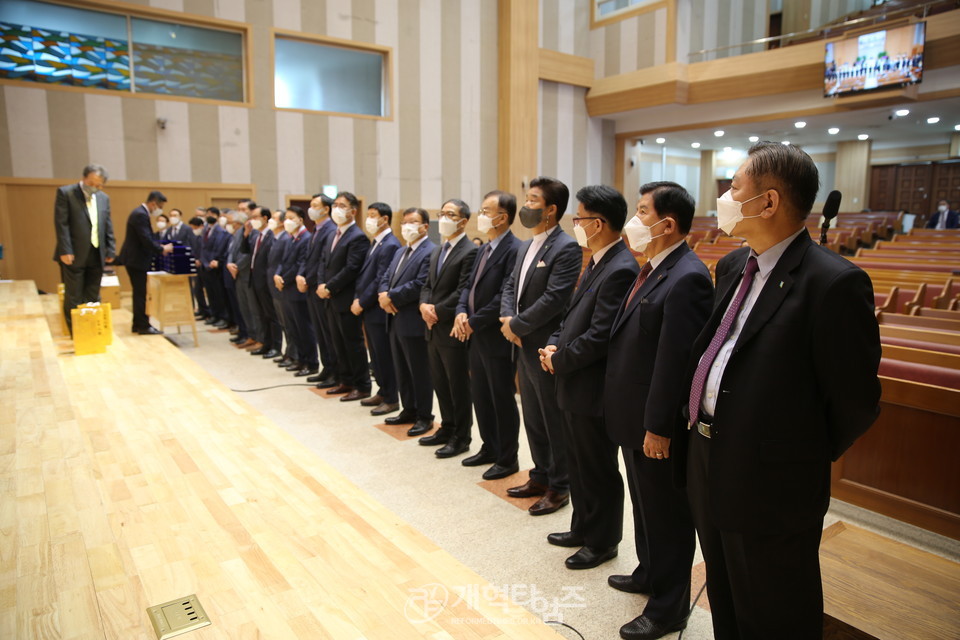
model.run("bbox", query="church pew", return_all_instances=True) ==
[882,342,960,367]
[877,311,960,333]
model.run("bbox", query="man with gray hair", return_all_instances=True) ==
[53,164,117,335]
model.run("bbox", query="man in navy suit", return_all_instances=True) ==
[275,206,316,376]
[199,206,231,329]
[926,199,959,229]
[604,182,713,640]
[300,194,338,387]
[682,143,881,639]
[539,185,638,571]
[118,191,174,334]
[317,192,371,402]
[500,176,582,516]
[161,209,193,245]
[244,207,283,359]
[268,210,297,366]
[418,199,478,458]
[379,208,436,436]
[454,191,521,480]
[352,202,402,416]
[53,164,116,335]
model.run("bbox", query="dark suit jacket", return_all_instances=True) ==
[456,231,521,358]
[246,229,275,291]
[548,241,639,417]
[53,183,116,265]
[421,236,478,347]
[677,231,881,533]
[302,218,336,288]
[200,224,230,268]
[604,243,713,449]
[356,232,402,324]
[500,225,582,352]
[118,205,164,271]
[267,231,289,299]
[318,223,369,313]
[227,227,249,271]
[379,239,436,337]
[925,209,959,229]
[278,228,311,300]
[163,222,194,247]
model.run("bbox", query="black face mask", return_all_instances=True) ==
[519,206,544,229]
[206,216,217,225]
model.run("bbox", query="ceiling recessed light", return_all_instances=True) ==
[748,135,759,142]
[655,137,666,144]
[927,117,940,124]
[955,124,960,131]
[858,134,869,141]
[782,141,790,145]
[895,109,910,117]
[714,130,724,137]
[794,121,806,129]
[691,142,701,149]
[828,127,840,135]
[723,146,732,152]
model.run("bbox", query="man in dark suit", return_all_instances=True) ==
[926,199,959,229]
[316,192,371,402]
[352,202,402,416]
[199,207,231,329]
[118,191,174,335]
[418,199,478,458]
[454,191,521,479]
[605,182,713,640]
[244,207,283,359]
[500,176,582,516]
[224,209,251,346]
[300,194,338,387]
[188,216,209,320]
[161,209,193,245]
[378,208,436,436]
[681,142,881,639]
[53,164,116,335]
[275,206,316,376]
[539,185,638,571]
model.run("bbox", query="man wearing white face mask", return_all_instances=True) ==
[604,182,713,640]
[681,142,881,639]
[925,199,958,229]
[538,185,638,572]
[299,194,339,386]
[119,190,174,335]
[418,199,478,458]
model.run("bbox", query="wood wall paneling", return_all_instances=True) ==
[835,140,871,211]
[869,165,898,211]
[931,160,960,207]
[895,164,934,216]
[538,49,595,88]
[497,0,539,195]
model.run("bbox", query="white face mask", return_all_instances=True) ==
[169,215,180,225]
[267,218,279,232]
[218,215,228,228]
[572,219,600,248]
[401,222,422,244]
[939,204,948,213]
[623,216,667,253]
[192,227,203,236]
[331,207,349,225]
[153,207,164,217]
[438,216,460,238]
[365,217,381,236]
[716,189,766,236]
[250,218,263,230]
[283,219,299,234]
[226,223,236,234]
[477,213,499,234]
[308,207,323,221]
[156,220,167,230]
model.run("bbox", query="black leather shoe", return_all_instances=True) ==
[406,420,432,437]
[261,349,280,359]
[212,320,229,329]
[565,545,618,570]
[284,362,302,372]
[507,479,548,498]
[306,374,323,382]
[277,358,295,368]
[315,378,339,389]
[461,449,496,467]
[384,413,416,425]
[547,531,584,548]
[436,440,469,458]
[608,574,648,594]
[370,402,399,416]
[250,347,268,356]
[294,367,318,377]
[619,614,688,640]
[135,326,162,335]
[482,462,519,480]
[204,317,218,325]
[272,356,286,363]
[229,335,245,343]
[418,431,449,446]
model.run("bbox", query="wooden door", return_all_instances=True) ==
[931,160,960,210]
[869,165,898,211]
[894,164,933,216]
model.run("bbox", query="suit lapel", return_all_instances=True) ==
[397,241,427,282]
[437,237,466,280]
[476,232,510,286]
[612,244,687,335]
[520,228,559,296]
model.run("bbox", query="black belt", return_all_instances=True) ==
[696,416,714,438]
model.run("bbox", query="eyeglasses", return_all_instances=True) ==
[479,208,506,217]
[572,216,603,226]
[439,212,463,220]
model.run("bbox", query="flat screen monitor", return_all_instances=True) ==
[824,22,925,97]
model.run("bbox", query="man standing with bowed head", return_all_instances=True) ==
[53,164,116,335]
[539,185,639,571]
[499,176,582,516]
[118,191,174,335]
[605,182,713,640]
[681,142,881,639]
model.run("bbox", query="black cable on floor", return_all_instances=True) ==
[546,620,585,640]
[230,383,315,392]
[677,581,707,640]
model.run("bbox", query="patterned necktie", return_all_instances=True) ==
[331,228,342,250]
[467,243,493,315]
[576,258,595,290]
[625,261,653,307]
[391,246,413,286]
[252,232,263,268]
[688,256,760,425]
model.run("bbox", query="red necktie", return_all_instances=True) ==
[625,262,653,307]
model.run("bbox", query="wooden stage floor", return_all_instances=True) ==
[1,281,563,639]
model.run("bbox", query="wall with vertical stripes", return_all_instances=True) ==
[0,0,499,212]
